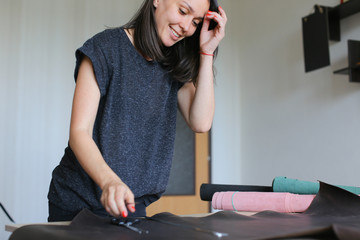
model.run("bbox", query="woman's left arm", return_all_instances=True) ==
[178,6,227,133]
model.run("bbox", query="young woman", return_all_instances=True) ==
[48,0,227,221]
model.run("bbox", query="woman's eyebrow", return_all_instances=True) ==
[183,1,205,20]
[183,1,194,12]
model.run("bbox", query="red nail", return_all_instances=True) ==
[122,211,128,218]
[206,13,212,17]
[219,6,223,10]
[131,206,136,212]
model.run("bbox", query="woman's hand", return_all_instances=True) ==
[100,178,136,218]
[200,5,227,54]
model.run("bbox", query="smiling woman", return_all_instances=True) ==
[47,0,227,222]
[123,0,222,83]
[152,0,210,46]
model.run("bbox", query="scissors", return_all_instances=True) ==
[111,217,149,234]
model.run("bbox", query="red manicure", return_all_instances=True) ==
[122,211,128,218]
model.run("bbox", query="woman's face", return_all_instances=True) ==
[153,0,210,47]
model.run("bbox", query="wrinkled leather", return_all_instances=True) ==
[10,182,360,240]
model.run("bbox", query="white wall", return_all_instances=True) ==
[2,0,360,239]
[212,0,360,187]
[0,0,142,238]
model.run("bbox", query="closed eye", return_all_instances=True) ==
[179,8,187,15]
[192,20,200,27]
[179,7,201,27]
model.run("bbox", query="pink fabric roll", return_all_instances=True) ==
[212,191,316,213]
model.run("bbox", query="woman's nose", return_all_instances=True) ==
[179,17,193,34]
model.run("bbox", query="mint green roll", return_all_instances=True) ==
[272,176,360,195]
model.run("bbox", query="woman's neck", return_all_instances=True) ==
[124,28,152,61]
[124,28,135,45]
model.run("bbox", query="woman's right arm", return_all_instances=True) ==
[69,56,135,218]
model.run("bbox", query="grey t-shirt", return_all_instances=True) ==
[48,28,182,212]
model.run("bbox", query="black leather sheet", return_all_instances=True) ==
[10,182,360,240]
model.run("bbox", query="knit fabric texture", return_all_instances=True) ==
[48,28,182,212]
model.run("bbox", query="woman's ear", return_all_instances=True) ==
[153,0,159,8]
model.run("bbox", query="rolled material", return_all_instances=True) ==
[273,176,360,195]
[200,183,272,201]
[212,192,315,213]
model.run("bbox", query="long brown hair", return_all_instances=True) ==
[123,0,218,83]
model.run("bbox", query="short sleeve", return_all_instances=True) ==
[74,31,112,96]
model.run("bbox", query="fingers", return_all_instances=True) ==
[125,194,136,214]
[114,187,130,217]
[118,190,136,217]
[100,182,135,218]
[218,6,228,25]
[108,186,122,216]
[205,6,227,33]
[201,13,211,31]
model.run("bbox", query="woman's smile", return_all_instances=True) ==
[170,26,181,40]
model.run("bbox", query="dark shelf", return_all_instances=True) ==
[328,0,360,20]
[302,0,360,82]
[334,63,360,75]
[327,0,360,41]
[333,40,360,82]
[333,67,349,75]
